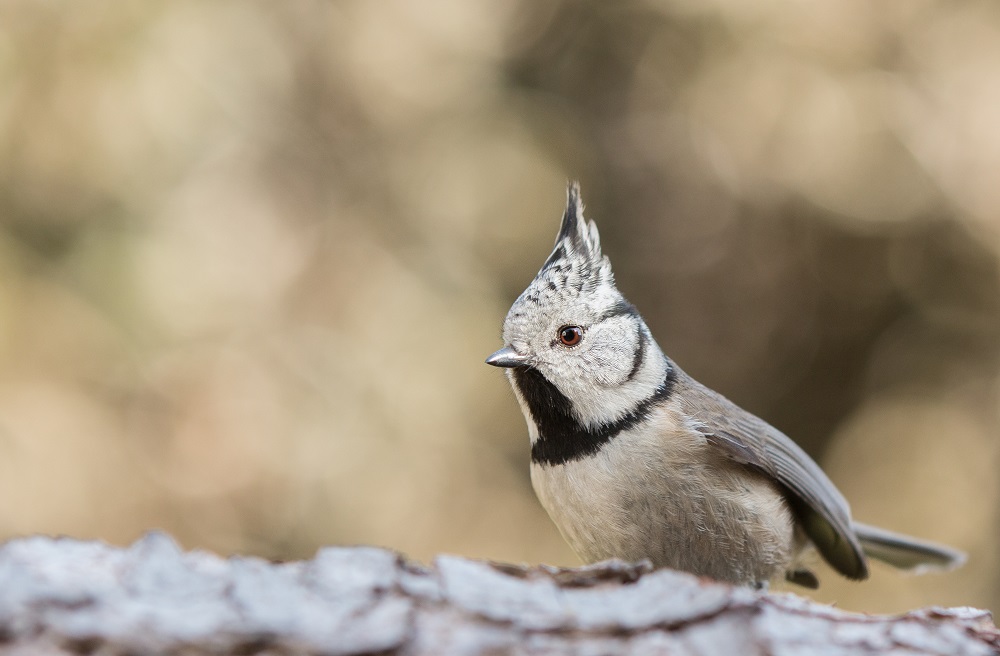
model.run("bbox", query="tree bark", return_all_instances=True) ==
[0,533,994,655]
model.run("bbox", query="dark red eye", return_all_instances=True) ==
[558,325,583,346]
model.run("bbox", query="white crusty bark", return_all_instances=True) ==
[0,533,994,655]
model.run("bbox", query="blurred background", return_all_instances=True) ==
[0,0,997,614]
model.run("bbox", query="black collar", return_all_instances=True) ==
[513,363,677,466]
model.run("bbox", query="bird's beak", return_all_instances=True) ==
[485,346,531,368]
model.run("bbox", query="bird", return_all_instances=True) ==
[485,182,965,588]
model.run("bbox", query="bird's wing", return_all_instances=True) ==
[678,371,869,580]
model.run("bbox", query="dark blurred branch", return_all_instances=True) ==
[0,533,995,655]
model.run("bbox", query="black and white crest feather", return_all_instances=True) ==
[530,182,615,304]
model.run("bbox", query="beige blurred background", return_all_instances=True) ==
[0,0,997,614]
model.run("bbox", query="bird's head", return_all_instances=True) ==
[487,183,664,428]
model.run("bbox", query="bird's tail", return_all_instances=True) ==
[853,522,966,574]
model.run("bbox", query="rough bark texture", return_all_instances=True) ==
[0,533,994,655]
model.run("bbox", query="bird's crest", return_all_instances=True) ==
[535,182,613,295]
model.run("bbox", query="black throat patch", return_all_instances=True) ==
[513,363,677,466]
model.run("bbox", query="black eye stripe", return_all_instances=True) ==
[598,299,639,322]
[625,326,647,383]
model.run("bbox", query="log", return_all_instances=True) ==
[0,532,994,655]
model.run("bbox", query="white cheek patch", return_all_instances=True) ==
[583,319,639,387]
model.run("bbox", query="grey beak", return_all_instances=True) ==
[486,346,531,368]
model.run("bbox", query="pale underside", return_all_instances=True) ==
[529,398,807,586]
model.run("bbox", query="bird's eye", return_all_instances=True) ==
[557,325,583,347]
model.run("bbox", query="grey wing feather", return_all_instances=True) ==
[677,369,869,580]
